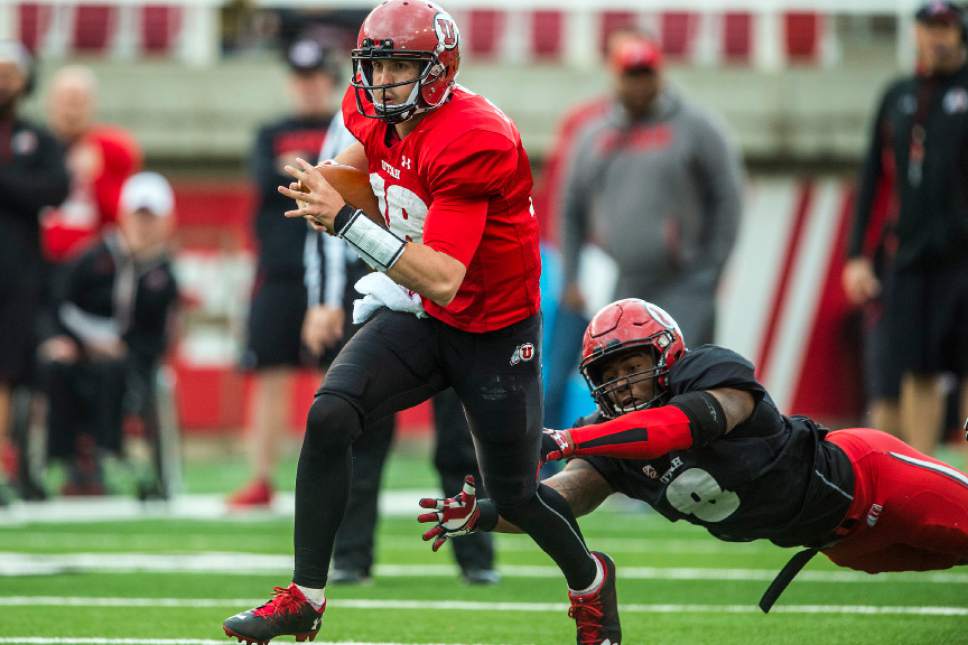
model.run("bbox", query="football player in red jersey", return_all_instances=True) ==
[222,3,619,644]
[422,298,968,619]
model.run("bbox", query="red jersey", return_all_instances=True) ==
[342,85,540,333]
[41,125,142,263]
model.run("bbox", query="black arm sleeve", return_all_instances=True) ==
[250,125,277,193]
[847,87,892,259]
[0,128,69,216]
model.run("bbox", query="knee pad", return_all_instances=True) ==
[304,392,363,454]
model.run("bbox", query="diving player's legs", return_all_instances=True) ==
[823,428,968,573]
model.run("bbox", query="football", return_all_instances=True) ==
[297,162,382,223]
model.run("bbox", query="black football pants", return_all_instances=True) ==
[293,310,595,589]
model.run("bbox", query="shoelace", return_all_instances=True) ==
[569,599,605,645]
[253,586,306,618]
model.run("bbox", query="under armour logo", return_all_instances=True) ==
[401,155,412,170]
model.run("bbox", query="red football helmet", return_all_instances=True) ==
[351,0,461,124]
[579,298,687,418]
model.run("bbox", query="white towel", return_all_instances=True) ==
[352,272,426,324]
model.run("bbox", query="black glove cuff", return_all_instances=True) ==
[476,499,499,532]
[333,203,358,235]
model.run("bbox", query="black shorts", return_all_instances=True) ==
[882,259,968,377]
[242,276,308,370]
[318,309,544,505]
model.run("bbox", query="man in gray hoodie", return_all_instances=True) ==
[560,34,743,347]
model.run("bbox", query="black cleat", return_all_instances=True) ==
[567,552,621,645]
[223,583,323,644]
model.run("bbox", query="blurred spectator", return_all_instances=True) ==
[227,36,341,507]
[538,27,641,431]
[0,41,69,500]
[843,1,968,455]
[38,172,179,495]
[42,65,142,265]
[554,33,742,420]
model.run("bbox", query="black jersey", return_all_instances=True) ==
[250,115,331,280]
[581,345,855,548]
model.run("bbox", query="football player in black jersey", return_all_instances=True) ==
[419,298,968,612]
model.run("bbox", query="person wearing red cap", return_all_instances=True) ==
[554,32,743,426]
[843,1,968,457]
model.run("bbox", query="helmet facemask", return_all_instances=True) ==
[582,334,674,418]
[351,40,449,124]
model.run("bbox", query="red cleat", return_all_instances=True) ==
[223,583,323,644]
[226,479,273,508]
[568,552,621,645]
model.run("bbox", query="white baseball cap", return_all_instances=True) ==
[0,40,32,78]
[120,171,175,218]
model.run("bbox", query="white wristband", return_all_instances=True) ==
[338,209,406,272]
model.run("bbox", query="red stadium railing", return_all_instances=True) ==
[1,1,921,69]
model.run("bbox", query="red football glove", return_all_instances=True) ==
[417,475,480,552]
[541,428,575,462]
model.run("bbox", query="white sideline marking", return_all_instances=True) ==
[0,640,474,645]
[2,552,967,584]
[0,596,965,617]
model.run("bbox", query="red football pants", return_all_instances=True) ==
[821,428,968,573]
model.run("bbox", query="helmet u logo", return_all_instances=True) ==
[435,14,459,49]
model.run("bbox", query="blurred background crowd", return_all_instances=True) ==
[0,0,966,557]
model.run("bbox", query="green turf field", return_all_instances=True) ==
[1,446,966,645]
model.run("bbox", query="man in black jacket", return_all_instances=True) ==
[227,36,341,508]
[843,1,968,456]
[0,41,69,497]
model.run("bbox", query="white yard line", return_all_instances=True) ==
[0,596,964,617]
[0,493,654,526]
[1,552,967,584]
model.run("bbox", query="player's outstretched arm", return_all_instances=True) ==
[542,388,755,462]
[417,461,613,543]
